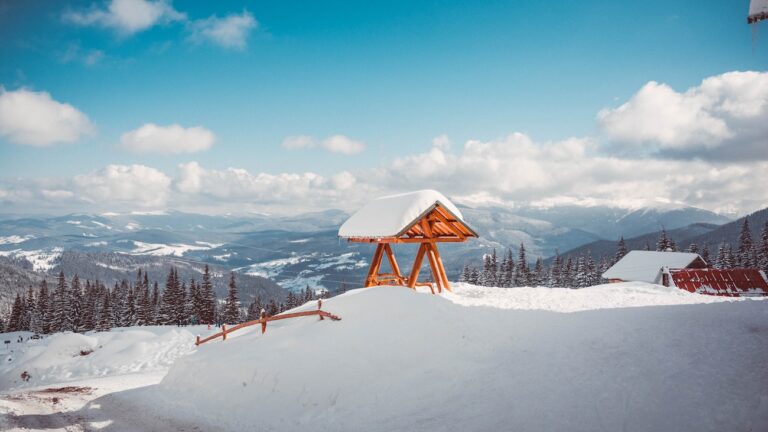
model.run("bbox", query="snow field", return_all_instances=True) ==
[143,284,768,432]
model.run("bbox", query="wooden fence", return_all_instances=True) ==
[195,299,341,346]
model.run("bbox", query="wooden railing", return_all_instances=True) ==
[195,299,341,346]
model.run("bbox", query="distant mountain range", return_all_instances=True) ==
[0,204,733,312]
[556,207,768,263]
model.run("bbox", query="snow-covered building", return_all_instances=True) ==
[339,190,477,293]
[602,250,707,285]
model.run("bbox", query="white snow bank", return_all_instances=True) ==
[338,189,465,238]
[446,281,742,312]
[0,326,201,391]
[142,285,768,432]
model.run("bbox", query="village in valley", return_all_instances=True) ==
[1,1,767,431]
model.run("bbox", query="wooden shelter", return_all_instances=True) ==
[338,190,478,293]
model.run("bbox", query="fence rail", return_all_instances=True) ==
[195,299,341,346]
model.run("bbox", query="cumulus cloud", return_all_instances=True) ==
[64,0,185,35]
[188,11,257,50]
[281,134,366,155]
[73,164,171,207]
[598,71,768,160]
[120,123,215,154]
[0,88,95,146]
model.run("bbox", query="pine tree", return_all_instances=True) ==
[737,217,755,267]
[686,243,699,254]
[532,258,544,287]
[563,256,575,287]
[201,265,215,325]
[715,243,727,269]
[643,242,651,251]
[724,244,735,269]
[137,280,152,326]
[7,294,24,332]
[159,268,178,325]
[701,243,711,267]
[656,228,673,252]
[51,271,71,333]
[760,221,768,273]
[96,291,113,332]
[480,253,493,286]
[614,237,628,264]
[489,249,498,286]
[574,256,589,288]
[246,297,264,321]
[513,243,529,287]
[549,251,562,287]
[151,281,160,322]
[37,280,50,334]
[459,264,472,283]
[69,275,83,332]
[80,280,96,332]
[222,272,241,324]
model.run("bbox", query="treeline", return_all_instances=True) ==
[459,217,768,289]
[2,265,327,334]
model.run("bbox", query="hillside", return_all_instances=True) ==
[1,284,766,431]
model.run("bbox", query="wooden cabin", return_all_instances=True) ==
[602,250,708,285]
[338,190,478,293]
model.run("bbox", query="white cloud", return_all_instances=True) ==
[0,88,95,146]
[120,123,215,154]
[64,0,185,35]
[432,134,451,150]
[72,164,171,207]
[188,11,257,50]
[281,135,315,150]
[321,135,365,154]
[598,71,768,160]
[281,134,366,155]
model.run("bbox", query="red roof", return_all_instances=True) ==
[670,268,768,297]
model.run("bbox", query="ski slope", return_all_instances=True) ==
[1,282,767,431]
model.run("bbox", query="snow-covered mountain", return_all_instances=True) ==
[0,204,730,299]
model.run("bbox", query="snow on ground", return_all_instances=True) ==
[0,248,63,272]
[0,235,34,245]
[0,326,202,391]
[446,281,742,312]
[1,283,767,431]
[130,240,212,256]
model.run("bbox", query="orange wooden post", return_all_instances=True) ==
[221,324,227,341]
[260,309,267,334]
[407,243,428,289]
[431,243,451,292]
[365,243,386,287]
[383,243,403,283]
[425,243,444,293]
[195,335,200,346]
[318,299,324,320]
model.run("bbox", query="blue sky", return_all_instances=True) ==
[0,0,767,215]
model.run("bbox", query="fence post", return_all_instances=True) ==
[318,299,324,320]
[260,309,267,334]
[222,324,227,341]
[195,335,200,346]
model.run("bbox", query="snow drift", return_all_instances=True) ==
[139,283,768,432]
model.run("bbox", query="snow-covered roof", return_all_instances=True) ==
[338,190,469,238]
[602,251,705,284]
[749,0,768,23]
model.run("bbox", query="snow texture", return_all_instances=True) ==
[751,0,768,16]
[602,250,702,284]
[144,284,766,432]
[338,189,465,238]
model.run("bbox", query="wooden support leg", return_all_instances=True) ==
[383,244,404,285]
[365,244,385,287]
[407,244,428,289]
[431,244,451,292]
[425,243,444,293]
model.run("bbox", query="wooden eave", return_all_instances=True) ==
[345,201,477,243]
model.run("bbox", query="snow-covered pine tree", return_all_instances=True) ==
[50,271,71,333]
[246,297,263,320]
[549,251,562,287]
[760,221,768,274]
[459,264,471,283]
[222,272,241,324]
[643,242,651,251]
[737,217,755,268]
[151,281,160,323]
[37,280,50,334]
[724,244,735,269]
[514,243,529,287]
[573,256,588,288]
[80,280,96,332]
[656,228,672,251]
[266,299,280,316]
[480,253,492,286]
[96,291,113,332]
[158,268,177,325]
[69,275,83,332]
[24,286,36,332]
[585,253,598,286]
[598,256,609,284]
[489,249,498,286]
[7,294,24,332]
[701,243,711,267]
[126,284,137,327]
[201,265,215,325]
[136,280,152,326]
[563,256,575,288]
[686,243,699,254]
[532,258,544,287]
[715,244,726,269]
[614,237,628,265]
